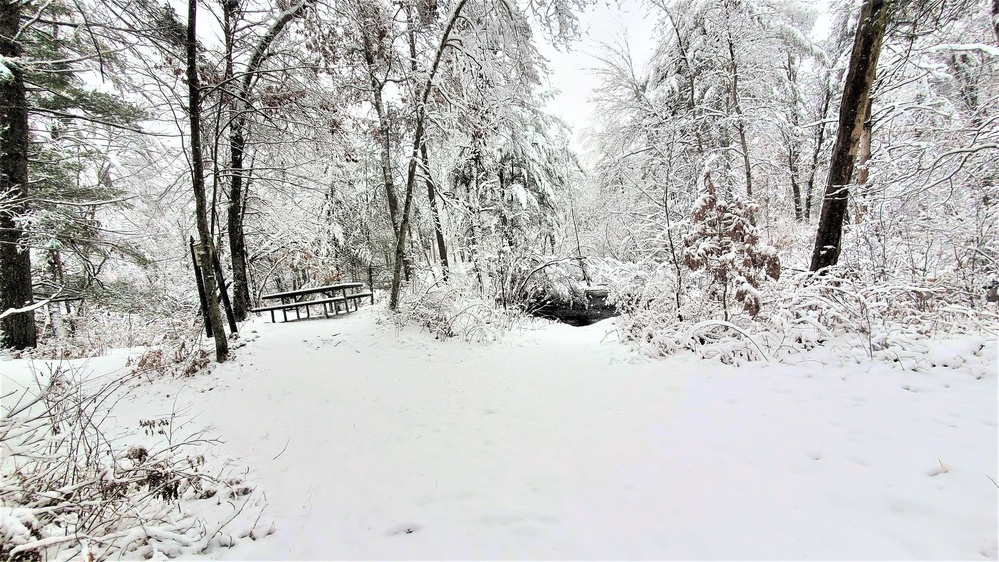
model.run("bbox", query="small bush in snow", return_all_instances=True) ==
[682,172,781,320]
[0,364,258,560]
[393,274,529,342]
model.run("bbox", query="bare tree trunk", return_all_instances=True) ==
[188,0,228,361]
[406,7,449,282]
[810,0,889,272]
[421,143,449,281]
[992,0,998,46]
[724,5,753,201]
[222,0,250,322]
[854,101,873,224]
[390,0,470,309]
[0,0,37,349]
[784,53,804,222]
[804,87,833,220]
[362,35,401,237]
[225,0,310,322]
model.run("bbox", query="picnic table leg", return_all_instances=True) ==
[270,310,276,323]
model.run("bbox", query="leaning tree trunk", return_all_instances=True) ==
[225,0,310,322]
[406,7,449,282]
[188,0,228,361]
[810,0,889,272]
[389,0,470,310]
[0,0,37,349]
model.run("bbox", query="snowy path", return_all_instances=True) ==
[110,310,996,558]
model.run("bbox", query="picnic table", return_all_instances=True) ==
[250,282,374,323]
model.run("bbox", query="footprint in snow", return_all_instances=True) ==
[386,523,421,536]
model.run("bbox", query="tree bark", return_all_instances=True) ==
[804,87,833,220]
[992,0,998,46]
[361,33,401,238]
[188,0,228,361]
[809,0,889,272]
[406,7,449,282]
[389,0,470,309]
[225,0,310,322]
[854,101,873,224]
[0,0,37,349]
[421,143,449,282]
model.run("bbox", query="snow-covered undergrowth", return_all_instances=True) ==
[23,306,201,362]
[600,260,997,371]
[2,308,996,559]
[1,356,270,561]
[393,276,541,342]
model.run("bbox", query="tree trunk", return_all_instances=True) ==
[361,28,401,238]
[854,101,873,224]
[421,143,449,282]
[224,0,310,322]
[406,8,449,282]
[992,0,998,46]
[804,87,833,221]
[724,5,753,201]
[227,121,251,320]
[784,52,804,222]
[0,0,37,349]
[223,0,250,322]
[389,0,470,309]
[188,0,228,361]
[809,0,889,272]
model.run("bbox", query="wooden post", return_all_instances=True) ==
[213,251,238,334]
[190,237,213,338]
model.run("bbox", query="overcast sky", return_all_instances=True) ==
[539,0,657,145]
[538,0,832,150]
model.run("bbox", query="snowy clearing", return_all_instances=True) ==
[3,309,997,559]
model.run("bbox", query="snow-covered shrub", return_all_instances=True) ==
[394,274,527,343]
[1,364,261,560]
[682,172,781,320]
[611,264,997,369]
[23,304,200,361]
[502,254,588,312]
[757,268,998,369]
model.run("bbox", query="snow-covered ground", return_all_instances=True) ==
[3,308,997,559]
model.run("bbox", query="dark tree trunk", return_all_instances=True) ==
[810,0,889,272]
[804,87,833,221]
[361,24,401,238]
[854,101,873,224]
[422,143,449,282]
[188,0,228,361]
[784,53,803,222]
[0,0,37,349]
[223,0,250,322]
[225,0,309,322]
[992,0,998,46]
[227,123,251,320]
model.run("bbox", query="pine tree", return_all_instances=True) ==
[0,0,35,348]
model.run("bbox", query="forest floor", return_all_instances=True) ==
[3,307,998,559]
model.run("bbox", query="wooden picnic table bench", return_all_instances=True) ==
[250,282,374,323]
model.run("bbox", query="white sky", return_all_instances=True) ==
[539,0,832,148]
[539,0,656,145]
